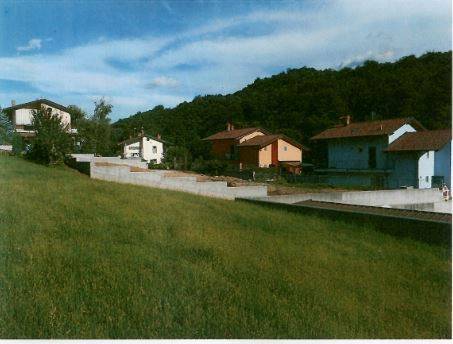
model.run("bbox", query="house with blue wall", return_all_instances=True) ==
[385,129,451,188]
[310,116,428,188]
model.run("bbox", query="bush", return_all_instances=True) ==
[26,108,72,165]
[191,157,229,175]
[64,156,91,175]
[148,163,168,170]
[163,146,191,170]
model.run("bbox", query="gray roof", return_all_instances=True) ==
[3,99,70,113]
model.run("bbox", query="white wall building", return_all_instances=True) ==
[386,129,452,189]
[2,99,76,138]
[120,134,165,164]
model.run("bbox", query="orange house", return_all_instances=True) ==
[203,123,307,171]
[202,124,269,161]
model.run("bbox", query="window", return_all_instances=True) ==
[152,146,157,154]
[358,147,363,153]
[425,176,429,183]
[283,146,288,151]
[427,151,430,158]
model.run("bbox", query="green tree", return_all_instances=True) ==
[77,98,114,155]
[66,105,86,128]
[163,146,191,170]
[27,107,72,165]
[0,109,24,154]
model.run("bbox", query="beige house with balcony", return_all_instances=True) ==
[2,99,76,140]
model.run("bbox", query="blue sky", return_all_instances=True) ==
[0,0,451,121]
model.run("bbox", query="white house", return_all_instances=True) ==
[385,129,452,189]
[119,133,165,164]
[2,99,76,139]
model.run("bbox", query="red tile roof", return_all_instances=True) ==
[310,117,425,140]
[238,134,308,150]
[203,127,267,140]
[385,129,451,152]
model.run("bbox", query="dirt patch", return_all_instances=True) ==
[130,166,151,172]
[162,171,261,186]
[201,175,263,187]
[95,162,151,172]
[164,171,200,178]
[95,162,121,167]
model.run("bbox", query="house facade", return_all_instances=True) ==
[2,99,76,139]
[203,123,306,171]
[310,116,428,188]
[119,134,165,164]
[385,129,452,188]
[238,134,304,169]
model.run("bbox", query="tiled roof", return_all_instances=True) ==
[202,127,266,140]
[310,117,425,140]
[238,134,281,147]
[385,129,451,152]
[238,134,308,150]
[3,99,69,113]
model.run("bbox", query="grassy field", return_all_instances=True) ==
[0,156,450,338]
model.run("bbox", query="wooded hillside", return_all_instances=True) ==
[113,51,451,158]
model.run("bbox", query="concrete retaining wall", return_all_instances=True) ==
[254,188,444,206]
[71,154,148,168]
[237,198,451,246]
[90,163,268,200]
[70,154,95,162]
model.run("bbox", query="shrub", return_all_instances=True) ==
[26,108,72,165]
[163,146,191,170]
[191,157,229,175]
[148,163,168,170]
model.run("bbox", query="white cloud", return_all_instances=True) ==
[146,76,180,89]
[340,50,396,68]
[17,38,43,52]
[1,0,451,120]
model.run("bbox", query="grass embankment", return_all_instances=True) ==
[0,156,450,338]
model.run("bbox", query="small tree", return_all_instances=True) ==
[0,109,23,154]
[66,105,86,128]
[163,146,191,170]
[77,98,114,155]
[27,107,72,165]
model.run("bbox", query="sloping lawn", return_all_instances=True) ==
[0,156,450,338]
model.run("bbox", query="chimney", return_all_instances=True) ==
[11,100,16,106]
[226,121,235,131]
[157,133,161,140]
[339,115,351,126]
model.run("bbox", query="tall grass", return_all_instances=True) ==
[0,156,450,338]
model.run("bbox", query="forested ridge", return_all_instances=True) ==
[113,51,451,157]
